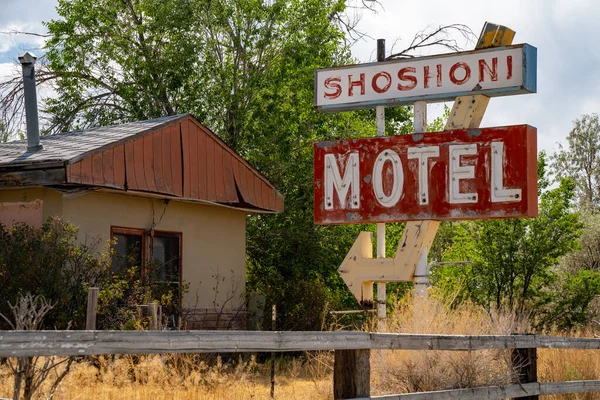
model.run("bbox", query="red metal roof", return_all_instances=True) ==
[64,115,283,213]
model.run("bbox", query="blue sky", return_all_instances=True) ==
[1,0,599,157]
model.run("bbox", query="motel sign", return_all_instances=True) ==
[314,125,537,224]
[314,44,536,112]
[313,22,537,308]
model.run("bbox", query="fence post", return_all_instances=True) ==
[511,339,538,400]
[149,303,159,330]
[334,349,370,399]
[86,287,99,330]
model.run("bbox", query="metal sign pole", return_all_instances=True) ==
[375,38,386,332]
[412,101,429,299]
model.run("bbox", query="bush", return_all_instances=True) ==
[0,217,181,330]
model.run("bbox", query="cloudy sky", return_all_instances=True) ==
[1,0,599,155]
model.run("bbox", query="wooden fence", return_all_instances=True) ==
[1,331,600,399]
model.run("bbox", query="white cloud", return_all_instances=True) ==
[348,0,600,156]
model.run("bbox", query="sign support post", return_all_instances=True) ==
[412,101,430,299]
[314,22,535,311]
[375,38,387,332]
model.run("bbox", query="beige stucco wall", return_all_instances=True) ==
[0,187,63,223]
[61,191,247,310]
[0,187,247,311]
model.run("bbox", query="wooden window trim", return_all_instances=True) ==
[151,230,183,311]
[110,226,147,278]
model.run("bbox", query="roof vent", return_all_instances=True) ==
[18,52,42,152]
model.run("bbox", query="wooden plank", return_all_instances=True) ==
[3,332,600,358]
[86,288,99,330]
[232,159,248,204]
[205,137,217,201]
[371,383,542,399]
[149,303,159,331]
[92,153,104,186]
[67,162,81,184]
[113,145,126,189]
[244,165,256,206]
[171,124,183,197]
[188,122,199,198]
[222,152,239,203]
[143,135,158,192]
[125,141,139,190]
[334,349,370,399]
[0,168,66,187]
[102,148,116,188]
[80,157,93,185]
[152,130,166,193]
[213,144,227,202]
[161,125,173,194]
[512,346,538,400]
[370,381,600,399]
[196,121,208,200]
[181,119,191,197]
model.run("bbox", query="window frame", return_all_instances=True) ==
[110,226,147,277]
[109,226,183,313]
[150,230,183,310]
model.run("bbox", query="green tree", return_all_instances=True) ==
[433,153,583,321]
[552,113,600,210]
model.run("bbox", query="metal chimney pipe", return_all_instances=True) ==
[18,52,42,152]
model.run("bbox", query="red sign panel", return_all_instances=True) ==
[314,125,537,225]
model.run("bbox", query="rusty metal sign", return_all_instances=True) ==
[314,124,537,224]
[314,44,536,112]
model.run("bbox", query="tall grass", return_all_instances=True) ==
[1,293,599,399]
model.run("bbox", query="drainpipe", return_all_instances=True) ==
[18,52,42,152]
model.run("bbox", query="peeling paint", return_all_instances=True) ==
[314,125,538,224]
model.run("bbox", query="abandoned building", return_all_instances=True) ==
[0,53,284,329]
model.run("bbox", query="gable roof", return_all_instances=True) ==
[0,114,284,213]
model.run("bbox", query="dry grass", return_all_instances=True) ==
[0,354,332,399]
[2,294,600,399]
[371,295,521,396]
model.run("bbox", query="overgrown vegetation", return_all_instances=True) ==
[0,218,180,331]
[2,293,600,399]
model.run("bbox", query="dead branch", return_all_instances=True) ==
[0,29,51,38]
[386,24,475,60]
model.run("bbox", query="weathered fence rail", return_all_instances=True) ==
[1,331,600,399]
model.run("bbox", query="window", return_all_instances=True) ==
[111,227,145,274]
[151,231,182,326]
[110,226,183,327]
[151,232,182,291]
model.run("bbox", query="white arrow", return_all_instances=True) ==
[338,220,439,307]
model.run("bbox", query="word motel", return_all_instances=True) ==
[314,125,537,224]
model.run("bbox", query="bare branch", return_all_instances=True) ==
[386,24,475,60]
[0,29,51,38]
